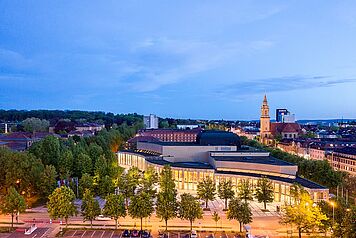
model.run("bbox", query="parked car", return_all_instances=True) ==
[131,230,140,237]
[122,230,130,237]
[95,215,111,221]
[141,230,150,238]
[190,230,198,238]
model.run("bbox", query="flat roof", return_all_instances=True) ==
[217,170,326,189]
[146,158,213,169]
[211,155,295,166]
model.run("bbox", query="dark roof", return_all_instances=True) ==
[334,147,356,156]
[211,155,295,166]
[146,158,213,169]
[196,130,241,147]
[271,122,301,134]
[143,141,198,146]
[127,136,160,143]
[217,170,326,189]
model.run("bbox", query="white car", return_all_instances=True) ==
[96,215,111,221]
[190,230,197,238]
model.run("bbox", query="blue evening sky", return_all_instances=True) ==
[1,0,356,120]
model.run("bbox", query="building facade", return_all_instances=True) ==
[138,128,202,142]
[144,114,159,129]
[326,147,356,176]
[118,131,328,203]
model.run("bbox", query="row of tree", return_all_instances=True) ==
[197,176,274,211]
[45,165,254,232]
[240,136,346,189]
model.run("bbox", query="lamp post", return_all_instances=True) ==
[330,201,335,226]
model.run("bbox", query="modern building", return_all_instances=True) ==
[138,128,202,142]
[276,109,289,122]
[260,95,301,145]
[326,147,356,176]
[118,130,328,203]
[177,124,200,130]
[144,114,159,129]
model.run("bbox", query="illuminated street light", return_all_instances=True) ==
[329,201,335,226]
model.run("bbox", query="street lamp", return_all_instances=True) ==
[329,201,335,226]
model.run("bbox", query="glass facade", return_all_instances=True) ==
[117,152,328,202]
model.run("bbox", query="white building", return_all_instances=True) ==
[144,114,159,129]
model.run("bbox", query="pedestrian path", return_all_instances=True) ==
[207,199,281,217]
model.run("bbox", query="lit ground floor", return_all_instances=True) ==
[117,152,329,204]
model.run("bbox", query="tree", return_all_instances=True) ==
[0,187,26,228]
[79,173,94,197]
[197,176,216,209]
[141,166,158,198]
[212,211,220,232]
[218,180,235,210]
[81,189,101,228]
[289,183,303,205]
[227,197,252,232]
[103,194,126,230]
[237,179,253,203]
[156,165,178,231]
[40,165,58,197]
[47,186,77,228]
[22,117,49,132]
[128,191,154,231]
[58,150,73,179]
[178,193,203,231]
[280,191,327,238]
[97,175,114,197]
[255,177,274,210]
[78,153,92,175]
[118,167,141,205]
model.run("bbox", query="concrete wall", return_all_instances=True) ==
[213,159,298,177]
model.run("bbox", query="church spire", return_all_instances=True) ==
[263,94,268,105]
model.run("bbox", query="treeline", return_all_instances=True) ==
[0,109,143,127]
[240,136,346,189]
[0,123,141,204]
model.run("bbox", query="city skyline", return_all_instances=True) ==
[1,1,356,120]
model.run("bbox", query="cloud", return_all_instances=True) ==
[216,75,356,100]
[127,38,274,92]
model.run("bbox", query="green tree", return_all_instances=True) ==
[197,176,216,209]
[118,167,141,205]
[178,193,203,231]
[227,197,252,232]
[103,194,126,230]
[280,191,327,238]
[255,177,274,210]
[81,189,101,228]
[79,173,94,197]
[29,135,60,167]
[40,165,58,197]
[142,166,158,198]
[22,117,49,132]
[47,186,78,228]
[128,191,154,231]
[212,211,220,232]
[97,175,114,197]
[58,150,73,179]
[0,187,26,228]
[218,180,235,210]
[156,165,178,231]
[289,183,303,205]
[78,153,92,175]
[237,179,253,203]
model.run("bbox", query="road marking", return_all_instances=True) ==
[72,230,77,237]
[109,231,114,238]
[100,231,105,238]
[91,231,96,237]
[32,234,37,238]
[81,230,86,238]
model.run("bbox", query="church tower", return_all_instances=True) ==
[260,95,272,144]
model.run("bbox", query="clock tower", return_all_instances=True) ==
[260,95,272,145]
